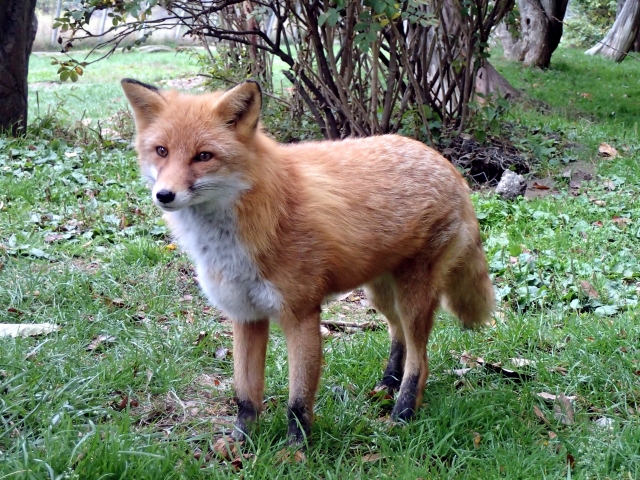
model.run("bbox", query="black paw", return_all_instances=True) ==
[232,398,259,441]
[287,398,311,446]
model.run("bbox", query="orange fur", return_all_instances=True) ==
[121,79,495,444]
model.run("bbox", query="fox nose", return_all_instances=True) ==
[156,189,175,204]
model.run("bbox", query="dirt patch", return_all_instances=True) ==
[133,375,235,434]
[439,134,530,186]
[525,160,595,200]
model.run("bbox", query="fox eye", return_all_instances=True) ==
[195,152,213,162]
[156,146,168,158]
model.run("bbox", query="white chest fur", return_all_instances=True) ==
[165,204,282,322]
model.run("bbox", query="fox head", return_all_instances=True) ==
[121,79,262,211]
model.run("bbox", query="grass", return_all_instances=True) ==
[1,46,640,478]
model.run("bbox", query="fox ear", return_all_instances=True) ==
[121,78,165,130]
[217,81,262,137]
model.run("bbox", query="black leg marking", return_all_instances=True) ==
[287,398,311,446]
[232,398,259,441]
[392,374,420,422]
[376,340,405,393]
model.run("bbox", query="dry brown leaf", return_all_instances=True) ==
[580,280,599,298]
[592,221,603,227]
[276,448,306,464]
[566,453,576,469]
[548,431,557,440]
[86,334,117,351]
[44,233,66,243]
[612,216,631,227]
[213,436,242,460]
[452,368,472,376]
[598,143,618,158]
[104,297,126,308]
[533,405,551,425]
[537,392,577,402]
[553,393,575,425]
[532,182,551,190]
[193,331,208,346]
[362,453,383,462]
[603,179,616,190]
[473,432,481,449]
[113,394,139,411]
[460,351,484,367]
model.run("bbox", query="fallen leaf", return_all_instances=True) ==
[473,432,481,449]
[276,448,306,464]
[602,179,616,190]
[215,347,229,359]
[612,216,631,227]
[598,143,618,158]
[7,307,23,316]
[548,431,557,440]
[580,92,591,99]
[452,368,472,376]
[566,453,576,469]
[113,394,139,411]
[86,334,117,351]
[532,182,551,190]
[537,392,577,403]
[580,280,599,298]
[553,393,575,425]
[44,233,66,243]
[0,323,60,338]
[362,453,383,462]
[103,297,126,308]
[510,358,536,368]
[460,351,484,368]
[213,436,242,460]
[193,331,208,346]
[336,291,354,301]
[533,405,551,425]
[594,417,614,428]
[592,221,603,227]
[165,243,177,251]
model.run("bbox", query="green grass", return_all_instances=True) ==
[28,50,202,123]
[1,46,640,478]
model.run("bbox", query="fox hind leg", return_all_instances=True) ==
[392,284,438,422]
[364,276,405,395]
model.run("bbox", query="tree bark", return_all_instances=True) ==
[0,0,38,136]
[496,0,569,69]
[475,61,520,100]
[586,0,640,61]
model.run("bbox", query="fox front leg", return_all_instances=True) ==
[280,310,323,446]
[231,319,269,441]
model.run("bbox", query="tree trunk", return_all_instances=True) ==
[475,61,520,100]
[0,0,38,136]
[497,0,569,68]
[586,0,640,61]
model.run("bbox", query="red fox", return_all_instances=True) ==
[121,79,495,445]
